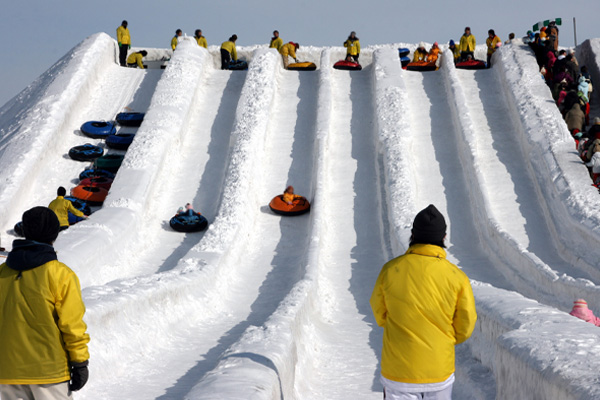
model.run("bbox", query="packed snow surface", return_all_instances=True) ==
[3,33,600,399]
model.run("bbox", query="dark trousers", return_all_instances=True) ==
[220,49,231,70]
[119,44,128,67]
[59,225,69,231]
[486,53,493,68]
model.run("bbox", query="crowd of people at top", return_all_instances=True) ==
[527,22,599,188]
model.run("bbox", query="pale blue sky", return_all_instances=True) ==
[1,0,598,107]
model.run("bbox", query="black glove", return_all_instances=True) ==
[69,360,89,391]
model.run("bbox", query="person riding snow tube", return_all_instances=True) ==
[116,112,145,127]
[93,154,124,173]
[68,144,104,161]
[170,205,208,232]
[80,121,117,139]
[269,185,311,216]
[106,133,135,150]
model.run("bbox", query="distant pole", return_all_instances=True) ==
[573,17,578,47]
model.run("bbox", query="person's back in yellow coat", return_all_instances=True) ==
[220,34,238,69]
[48,187,85,228]
[126,50,147,68]
[280,42,299,69]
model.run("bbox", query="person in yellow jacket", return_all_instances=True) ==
[459,26,476,61]
[486,29,502,67]
[412,42,428,62]
[126,50,148,68]
[221,34,238,70]
[370,204,477,399]
[344,31,360,62]
[116,20,131,67]
[282,185,304,205]
[171,29,182,51]
[48,187,87,230]
[195,29,207,48]
[0,207,90,399]
[270,30,283,51]
[280,41,299,69]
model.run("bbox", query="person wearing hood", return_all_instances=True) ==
[578,76,590,102]
[459,26,476,61]
[344,31,361,62]
[413,42,428,62]
[270,30,283,51]
[48,187,87,230]
[220,34,238,70]
[570,299,600,326]
[426,42,441,64]
[194,29,207,48]
[371,204,477,400]
[448,39,460,63]
[486,29,502,67]
[126,50,148,69]
[171,29,182,51]
[116,20,131,67]
[280,41,299,69]
[0,207,90,399]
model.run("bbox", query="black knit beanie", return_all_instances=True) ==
[22,206,60,245]
[411,204,446,244]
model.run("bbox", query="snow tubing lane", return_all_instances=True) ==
[169,213,209,232]
[269,195,311,216]
[79,168,115,181]
[106,133,135,150]
[398,48,410,58]
[401,57,411,68]
[93,154,124,173]
[228,60,248,71]
[64,196,92,225]
[70,185,109,206]
[333,60,362,71]
[456,60,487,70]
[80,121,117,139]
[287,62,317,71]
[116,112,145,127]
[68,144,104,161]
[406,61,437,71]
[79,176,113,191]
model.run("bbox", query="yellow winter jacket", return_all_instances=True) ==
[344,39,361,56]
[280,43,297,59]
[270,37,283,51]
[221,41,238,61]
[370,244,477,384]
[486,35,501,55]
[117,26,130,45]
[171,36,179,51]
[48,196,84,227]
[127,52,145,68]
[413,48,428,62]
[459,34,476,52]
[0,241,90,384]
[283,193,302,204]
[196,36,207,48]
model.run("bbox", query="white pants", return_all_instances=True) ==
[384,385,453,400]
[0,382,72,400]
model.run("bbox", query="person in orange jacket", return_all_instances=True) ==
[486,29,502,67]
[282,185,304,205]
[426,42,441,64]
[280,42,299,69]
[371,204,477,400]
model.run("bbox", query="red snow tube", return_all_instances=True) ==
[406,61,437,71]
[269,195,311,216]
[79,176,114,191]
[455,59,487,70]
[333,60,362,71]
[71,185,109,206]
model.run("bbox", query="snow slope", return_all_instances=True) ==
[3,34,600,399]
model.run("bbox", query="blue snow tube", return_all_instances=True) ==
[80,121,117,139]
[64,196,92,225]
[79,168,115,181]
[68,143,104,161]
[398,48,410,58]
[401,56,411,68]
[106,133,135,150]
[228,60,248,71]
[169,212,208,232]
[116,112,145,127]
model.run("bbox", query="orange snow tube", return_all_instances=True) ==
[269,195,311,216]
[71,185,109,206]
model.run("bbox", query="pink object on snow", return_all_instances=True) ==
[570,299,600,326]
